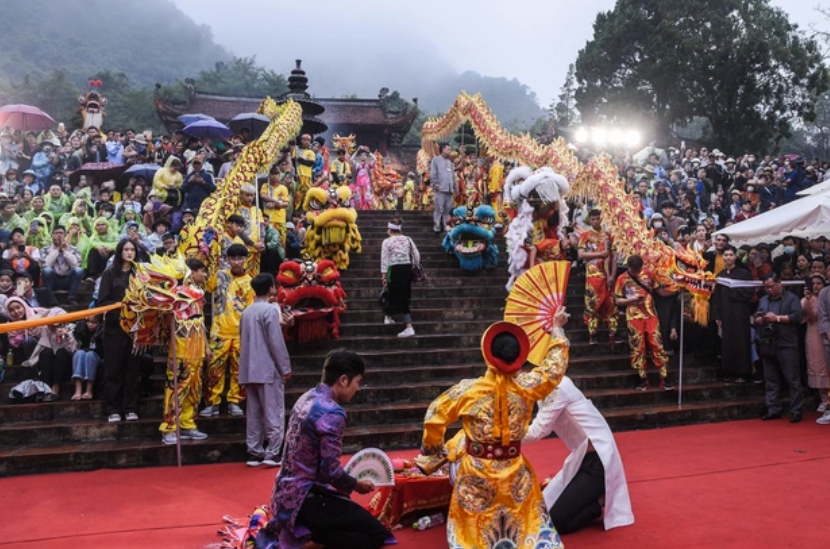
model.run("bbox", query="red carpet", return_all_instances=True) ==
[2,418,830,549]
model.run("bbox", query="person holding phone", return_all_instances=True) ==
[2,228,41,283]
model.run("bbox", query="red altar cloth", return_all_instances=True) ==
[367,473,453,528]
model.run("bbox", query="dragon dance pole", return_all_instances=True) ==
[169,314,182,467]
[678,293,685,408]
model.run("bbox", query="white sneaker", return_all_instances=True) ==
[384,316,395,325]
[246,454,264,467]
[199,405,220,417]
[180,429,208,440]
[817,410,830,425]
[161,433,177,445]
[262,458,282,467]
[107,414,121,423]
[228,403,244,417]
[125,412,139,421]
[817,402,828,413]
[398,327,415,338]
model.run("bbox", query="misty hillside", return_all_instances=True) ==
[0,0,231,88]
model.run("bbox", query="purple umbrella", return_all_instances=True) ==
[0,104,56,131]
[177,113,215,126]
[183,119,232,140]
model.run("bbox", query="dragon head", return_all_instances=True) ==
[332,133,357,154]
[443,205,499,271]
[303,186,362,269]
[276,259,347,343]
[657,242,717,324]
[120,255,205,351]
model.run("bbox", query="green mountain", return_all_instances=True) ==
[0,0,231,88]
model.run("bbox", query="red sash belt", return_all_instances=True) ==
[466,439,521,460]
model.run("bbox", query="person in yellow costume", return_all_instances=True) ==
[488,160,504,212]
[260,165,290,245]
[402,172,416,210]
[200,244,255,419]
[160,258,211,444]
[293,134,316,211]
[236,184,266,277]
[421,310,569,549]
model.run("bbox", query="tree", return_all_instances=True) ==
[550,64,579,128]
[575,0,828,152]
[192,57,287,97]
[0,70,83,128]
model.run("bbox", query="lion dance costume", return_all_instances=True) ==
[119,255,206,435]
[276,259,347,343]
[419,321,569,549]
[443,205,499,271]
[302,186,362,270]
[504,167,570,290]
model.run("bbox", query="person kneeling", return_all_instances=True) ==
[524,375,634,534]
[267,349,391,549]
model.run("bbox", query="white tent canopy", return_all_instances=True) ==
[714,188,830,246]
[797,178,830,196]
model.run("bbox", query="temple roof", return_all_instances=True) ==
[154,86,418,137]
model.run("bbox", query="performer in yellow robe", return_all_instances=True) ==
[421,311,569,549]
[293,134,316,211]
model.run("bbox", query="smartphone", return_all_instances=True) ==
[15,279,26,297]
[17,245,24,252]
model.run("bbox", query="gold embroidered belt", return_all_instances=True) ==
[466,439,521,460]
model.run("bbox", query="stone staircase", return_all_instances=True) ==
[0,210,764,476]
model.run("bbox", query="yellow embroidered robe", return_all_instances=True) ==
[422,339,569,549]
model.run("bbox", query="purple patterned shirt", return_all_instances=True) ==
[268,383,357,548]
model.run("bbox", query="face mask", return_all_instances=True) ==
[652,221,663,229]
[783,246,795,254]
[103,211,113,219]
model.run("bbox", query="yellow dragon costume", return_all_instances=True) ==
[178,98,303,272]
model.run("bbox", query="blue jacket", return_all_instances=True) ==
[181,170,216,211]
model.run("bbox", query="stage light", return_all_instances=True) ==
[575,127,589,144]
[609,128,624,146]
[625,129,642,147]
[592,128,608,147]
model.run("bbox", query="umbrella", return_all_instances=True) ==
[503,261,571,366]
[0,104,56,131]
[229,112,270,139]
[177,113,215,126]
[70,162,127,186]
[123,163,161,181]
[183,119,232,140]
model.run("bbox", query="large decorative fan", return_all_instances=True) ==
[344,448,396,487]
[503,261,571,365]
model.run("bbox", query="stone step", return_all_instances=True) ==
[0,397,766,476]
[286,333,627,356]
[339,276,510,289]
[0,382,761,447]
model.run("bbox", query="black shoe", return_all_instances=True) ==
[789,413,802,423]
[433,228,441,234]
[660,380,675,391]
[68,298,78,305]
[761,412,782,421]
[636,379,649,391]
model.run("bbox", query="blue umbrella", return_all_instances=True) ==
[177,113,215,126]
[123,163,161,180]
[183,119,233,140]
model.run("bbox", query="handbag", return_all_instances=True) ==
[409,238,427,283]
[379,287,390,309]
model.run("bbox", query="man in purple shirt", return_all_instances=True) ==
[267,349,390,549]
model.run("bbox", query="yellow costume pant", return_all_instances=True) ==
[584,276,618,336]
[159,358,202,434]
[204,337,245,405]
[627,316,668,378]
[245,251,261,279]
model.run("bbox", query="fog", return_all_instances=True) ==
[173,0,822,108]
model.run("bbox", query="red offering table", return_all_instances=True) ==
[367,472,453,528]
